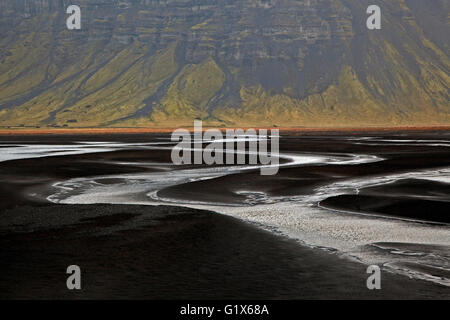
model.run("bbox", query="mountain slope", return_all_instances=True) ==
[0,0,448,128]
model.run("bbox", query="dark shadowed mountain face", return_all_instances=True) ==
[0,0,448,128]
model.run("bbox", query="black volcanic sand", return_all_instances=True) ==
[0,137,176,209]
[362,179,450,201]
[365,242,450,283]
[0,133,274,209]
[158,135,450,224]
[0,133,449,299]
[0,204,449,300]
[320,179,450,224]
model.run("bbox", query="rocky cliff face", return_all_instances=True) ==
[0,0,448,128]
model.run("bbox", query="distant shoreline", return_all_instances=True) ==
[0,125,449,135]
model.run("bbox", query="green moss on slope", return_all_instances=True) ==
[150,57,225,125]
[0,0,448,128]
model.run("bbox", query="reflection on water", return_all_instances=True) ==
[3,135,450,287]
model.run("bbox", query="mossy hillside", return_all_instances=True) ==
[214,65,448,127]
[151,58,225,123]
[0,0,448,128]
[54,44,179,127]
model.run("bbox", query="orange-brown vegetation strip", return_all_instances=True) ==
[0,126,449,135]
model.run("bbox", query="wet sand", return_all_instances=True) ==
[1,204,448,299]
[158,134,450,221]
[0,132,449,299]
[320,179,450,224]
